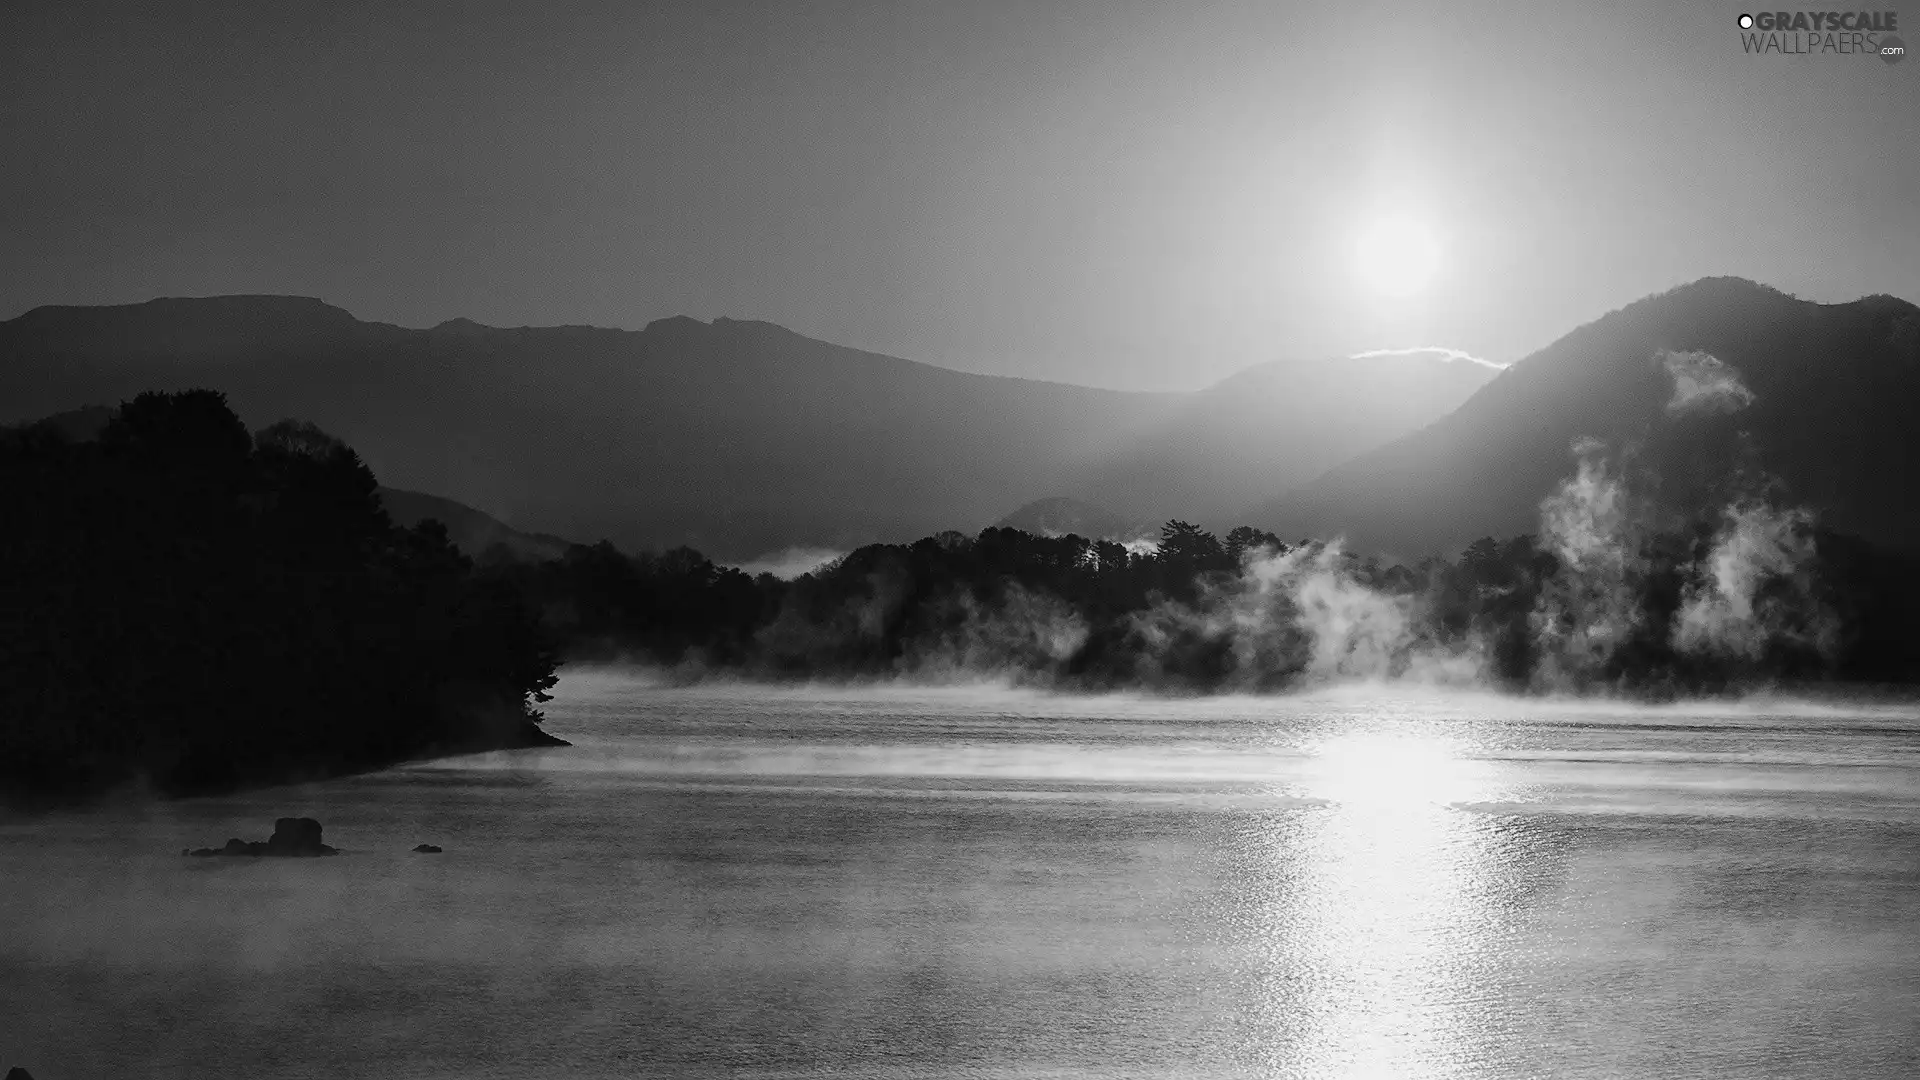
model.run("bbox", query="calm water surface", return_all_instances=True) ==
[4,673,1919,1079]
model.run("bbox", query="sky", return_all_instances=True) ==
[3,0,1915,391]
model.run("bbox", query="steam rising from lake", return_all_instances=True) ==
[1675,501,1836,661]
[1124,540,1482,689]
[731,348,1834,697]
[1530,350,1833,686]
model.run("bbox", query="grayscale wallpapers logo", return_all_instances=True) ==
[1736,10,1905,61]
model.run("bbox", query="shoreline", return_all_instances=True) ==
[0,716,569,816]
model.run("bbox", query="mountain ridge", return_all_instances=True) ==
[1,293,1494,558]
[1250,277,1920,555]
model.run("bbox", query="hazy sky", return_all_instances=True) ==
[4,0,1915,390]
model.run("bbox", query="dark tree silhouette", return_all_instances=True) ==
[1224,526,1286,564]
[0,390,561,803]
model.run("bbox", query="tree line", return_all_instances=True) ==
[485,516,1920,693]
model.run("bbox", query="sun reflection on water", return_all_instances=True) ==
[1308,731,1492,810]
[1274,728,1500,1079]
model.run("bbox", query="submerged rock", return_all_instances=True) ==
[412,843,443,853]
[185,817,338,857]
[9,1067,37,1080]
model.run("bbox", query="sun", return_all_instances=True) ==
[1354,215,1441,298]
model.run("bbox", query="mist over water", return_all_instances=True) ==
[4,673,1919,1079]
[733,547,847,580]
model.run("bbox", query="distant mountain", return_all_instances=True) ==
[1074,351,1496,526]
[3,404,115,442]
[376,488,574,562]
[1250,278,1920,555]
[1,296,1491,558]
[993,496,1151,542]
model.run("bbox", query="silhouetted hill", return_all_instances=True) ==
[0,296,1491,558]
[1250,278,1920,555]
[1080,351,1496,524]
[994,496,1147,541]
[3,295,388,355]
[376,488,575,563]
[3,404,114,442]
[993,496,1153,542]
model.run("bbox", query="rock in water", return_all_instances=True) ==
[9,1067,37,1080]
[268,817,327,854]
[183,818,338,857]
[412,843,443,853]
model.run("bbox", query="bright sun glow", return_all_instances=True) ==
[1354,216,1441,298]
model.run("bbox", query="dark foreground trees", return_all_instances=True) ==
[0,391,560,802]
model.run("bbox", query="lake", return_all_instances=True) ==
[3,672,1919,1079]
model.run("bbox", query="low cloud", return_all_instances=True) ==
[1347,346,1508,370]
